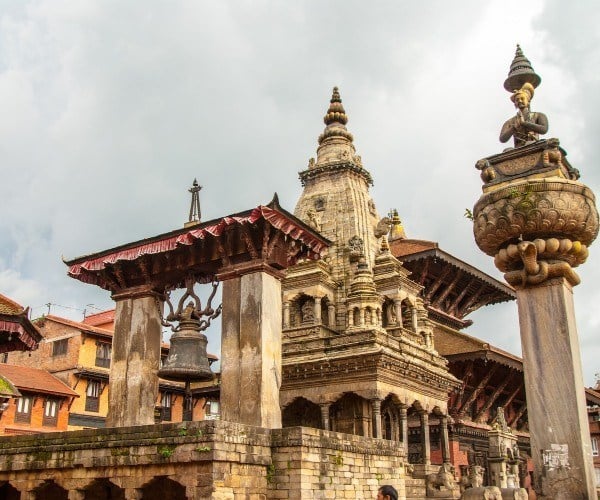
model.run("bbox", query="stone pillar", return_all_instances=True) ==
[107,286,162,427]
[220,270,283,428]
[68,491,84,500]
[394,299,403,327]
[320,403,331,430]
[314,297,322,325]
[439,415,451,464]
[411,306,418,332]
[282,301,290,329]
[516,277,596,498]
[372,399,382,438]
[328,304,335,327]
[359,308,366,327]
[420,411,431,465]
[399,406,409,456]
[348,309,354,327]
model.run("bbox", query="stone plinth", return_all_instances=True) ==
[107,287,162,427]
[220,269,283,428]
[472,140,599,499]
[0,421,407,499]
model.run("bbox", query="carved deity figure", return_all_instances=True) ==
[500,82,548,148]
[306,209,321,232]
[301,299,314,323]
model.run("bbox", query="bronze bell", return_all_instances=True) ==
[158,315,213,382]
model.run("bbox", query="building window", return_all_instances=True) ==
[205,400,220,420]
[592,437,599,457]
[161,392,172,421]
[95,342,111,368]
[85,380,101,412]
[52,339,68,356]
[43,399,59,427]
[15,395,34,424]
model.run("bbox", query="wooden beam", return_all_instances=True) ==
[418,259,430,286]
[502,381,523,410]
[457,282,487,317]
[510,403,527,429]
[474,372,513,423]
[432,269,463,309]
[457,364,498,417]
[425,265,452,301]
[449,277,477,315]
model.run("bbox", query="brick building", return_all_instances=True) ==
[4,313,219,428]
[0,363,77,434]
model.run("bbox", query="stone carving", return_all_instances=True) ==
[374,217,392,238]
[426,463,458,496]
[468,466,485,488]
[368,199,377,216]
[473,179,599,258]
[503,241,581,287]
[500,82,548,148]
[308,157,315,169]
[348,236,364,259]
[353,155,362,167]
[301,300,314,323]
[459,486,502,500]
[306,209,321,232]
[314,196,326,211]
[475,159,496,183]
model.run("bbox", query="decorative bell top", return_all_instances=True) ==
[323,87,348,126]
[185,179,202,228]
[504,44,541,92]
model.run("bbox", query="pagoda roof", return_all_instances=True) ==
[435,325,523,372]
[0,294,43,354]
[389,239,515,328]
[65,200,330,293]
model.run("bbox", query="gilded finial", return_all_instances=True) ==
[504,44,541,92]
[389,209,406,241]
[323,86,348,126]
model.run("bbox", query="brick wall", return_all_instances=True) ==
[0,421,408,499]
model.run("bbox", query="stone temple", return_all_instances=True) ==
[0,49,596,499]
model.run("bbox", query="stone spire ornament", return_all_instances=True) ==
[185,178,202,228]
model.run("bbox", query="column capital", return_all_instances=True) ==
[217,260,286,281]
[111,284,164,301]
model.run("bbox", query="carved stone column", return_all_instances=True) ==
[399,405,408,456]
[347,309,354,327]
[359,308,366,327]
[419,411,431,465]
[372,398,382,438]
[439,415,451,464]
[282,301,290,329]
[411,305,418,332]
[394,299,403,327]
[314,297,322,325]
[320,403,331,430]
[107,285,162,427]
[327,304,335,327]
[473,135,599,498]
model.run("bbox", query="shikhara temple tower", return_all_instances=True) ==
[280,87,460,471]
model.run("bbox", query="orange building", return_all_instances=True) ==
[0,363,77,434]
[5,312,219,429]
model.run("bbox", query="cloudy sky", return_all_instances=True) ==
[1,1,599,383]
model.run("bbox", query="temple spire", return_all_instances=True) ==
[185,179,202,228]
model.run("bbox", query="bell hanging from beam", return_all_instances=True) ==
[158,277,222,383]
[158,308,213,381]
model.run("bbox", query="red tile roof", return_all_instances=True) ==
[0,294,25,316]
[389,238,438,258]
[83,309,115,327]
[43,315,113,337]
[0,364,78,397]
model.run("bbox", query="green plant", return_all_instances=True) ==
[195,428,204,437]
[157,445,176,459]
[464,208,474,221]
[333,453,343,466]
[178,427,188,436]
[266,463,276,484]
[196,445,211,452]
